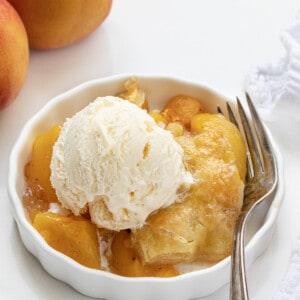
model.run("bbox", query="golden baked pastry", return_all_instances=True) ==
[131,113,246,265]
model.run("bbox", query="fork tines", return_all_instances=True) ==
[227,93,276,181]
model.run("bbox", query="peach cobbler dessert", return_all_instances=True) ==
[23,78,246,277]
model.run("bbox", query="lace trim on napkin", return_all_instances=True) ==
[246,17,300,121]
[273,236,300,300]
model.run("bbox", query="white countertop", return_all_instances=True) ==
[1,0,299,299]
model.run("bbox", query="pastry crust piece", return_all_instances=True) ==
[131,115,245,265]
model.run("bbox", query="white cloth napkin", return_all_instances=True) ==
[273,235,300,300]
[245,14,300,300]
[246,17,300,122]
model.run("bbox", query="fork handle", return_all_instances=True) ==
[230,211,249,300]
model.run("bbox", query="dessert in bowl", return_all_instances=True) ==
[8,74,284,300]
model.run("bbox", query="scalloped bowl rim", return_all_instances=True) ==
[8,73,284,300]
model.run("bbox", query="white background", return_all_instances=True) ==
[1,0,300,299]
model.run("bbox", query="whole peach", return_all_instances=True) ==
[8,0,112,50]
[0,0,29,110]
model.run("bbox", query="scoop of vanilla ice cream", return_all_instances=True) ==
[50,96,192,230]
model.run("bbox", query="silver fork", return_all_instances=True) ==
[225,93,278,300]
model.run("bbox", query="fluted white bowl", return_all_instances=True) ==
[8,74,284,300]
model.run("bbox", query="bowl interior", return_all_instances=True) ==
[8,74,284,300]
